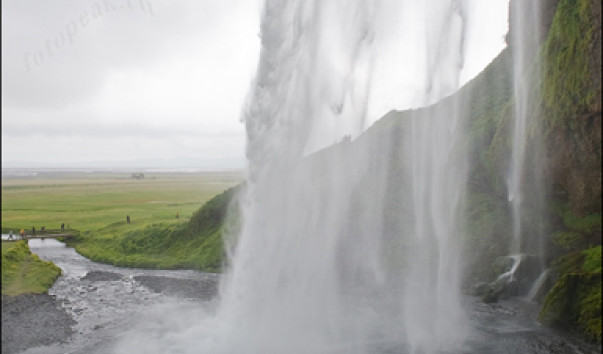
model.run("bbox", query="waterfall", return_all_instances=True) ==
[507,0,545,256]
[505,0,548,295]
[115,1,516,353]
[527,268,552,301]
[216,1,385,352]
[402,2,469,349]
[213,0,471,353]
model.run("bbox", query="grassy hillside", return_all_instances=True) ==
[67,185,241,272]
[2,171,240,233]
[2,171,241,272]
[2,241,62,296]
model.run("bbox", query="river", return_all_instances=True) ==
[14,239,219,354]
[9,239,600,354]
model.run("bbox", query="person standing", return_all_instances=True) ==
[61,223,65,231]
[126,215,130,224]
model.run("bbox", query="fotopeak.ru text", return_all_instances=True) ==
[23,0,153,72]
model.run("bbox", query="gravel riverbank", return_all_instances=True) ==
[1,270,219,354]
[1,294,75,354]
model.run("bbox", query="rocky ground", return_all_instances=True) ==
[133,275,218,301]
[1,271,219,354]
[1,294,75,354]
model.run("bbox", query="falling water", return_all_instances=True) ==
[527,268,552,301]
[116,1,511,353]
[215,1,384,352]
[507,1,544,255]
[402,2,469,351]
[209,0,471,353]
[504,0,548,295]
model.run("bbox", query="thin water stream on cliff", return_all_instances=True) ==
[13,239,599,354]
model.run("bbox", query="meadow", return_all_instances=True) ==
[1,170,242,234]
[2,170,242,273]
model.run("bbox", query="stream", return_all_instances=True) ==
[14,239,219,354]
[7,239,601,354]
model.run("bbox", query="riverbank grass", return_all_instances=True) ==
[1,241,62,296]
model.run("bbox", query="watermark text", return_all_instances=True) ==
[23,0,153,72]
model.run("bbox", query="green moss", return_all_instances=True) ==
[579,286,602,341]
[554,251,585,274]
[539,272,601,341]
[552,230,586,250]
[581,246,602,273]
[551,196,600,227]
[564,212,602,235]
[542,0,597,128]
[541,245,602,342]
[549,201,601,251]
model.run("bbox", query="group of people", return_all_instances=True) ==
[6,215,182,240]
[7,229,26,240]
[6,223,66,240]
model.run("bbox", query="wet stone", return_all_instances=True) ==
[133,275,219,300]
[81,271,123,282]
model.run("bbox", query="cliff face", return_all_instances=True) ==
[543,0,602,217]
[349,0,601,341]
[536,0,601,340]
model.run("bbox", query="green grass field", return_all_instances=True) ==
[2,170,242,275]
[2,171,241,234]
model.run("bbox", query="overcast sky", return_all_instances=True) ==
[2,0,509,169]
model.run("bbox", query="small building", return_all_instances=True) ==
[131,172,145,180]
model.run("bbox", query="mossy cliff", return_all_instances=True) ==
[464,0,601,341]
[462,0,601,340]
[537,0,601,342]
[343,0,601,341]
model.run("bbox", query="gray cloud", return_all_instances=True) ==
[2,0,259,168]
[1,0,507,169]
